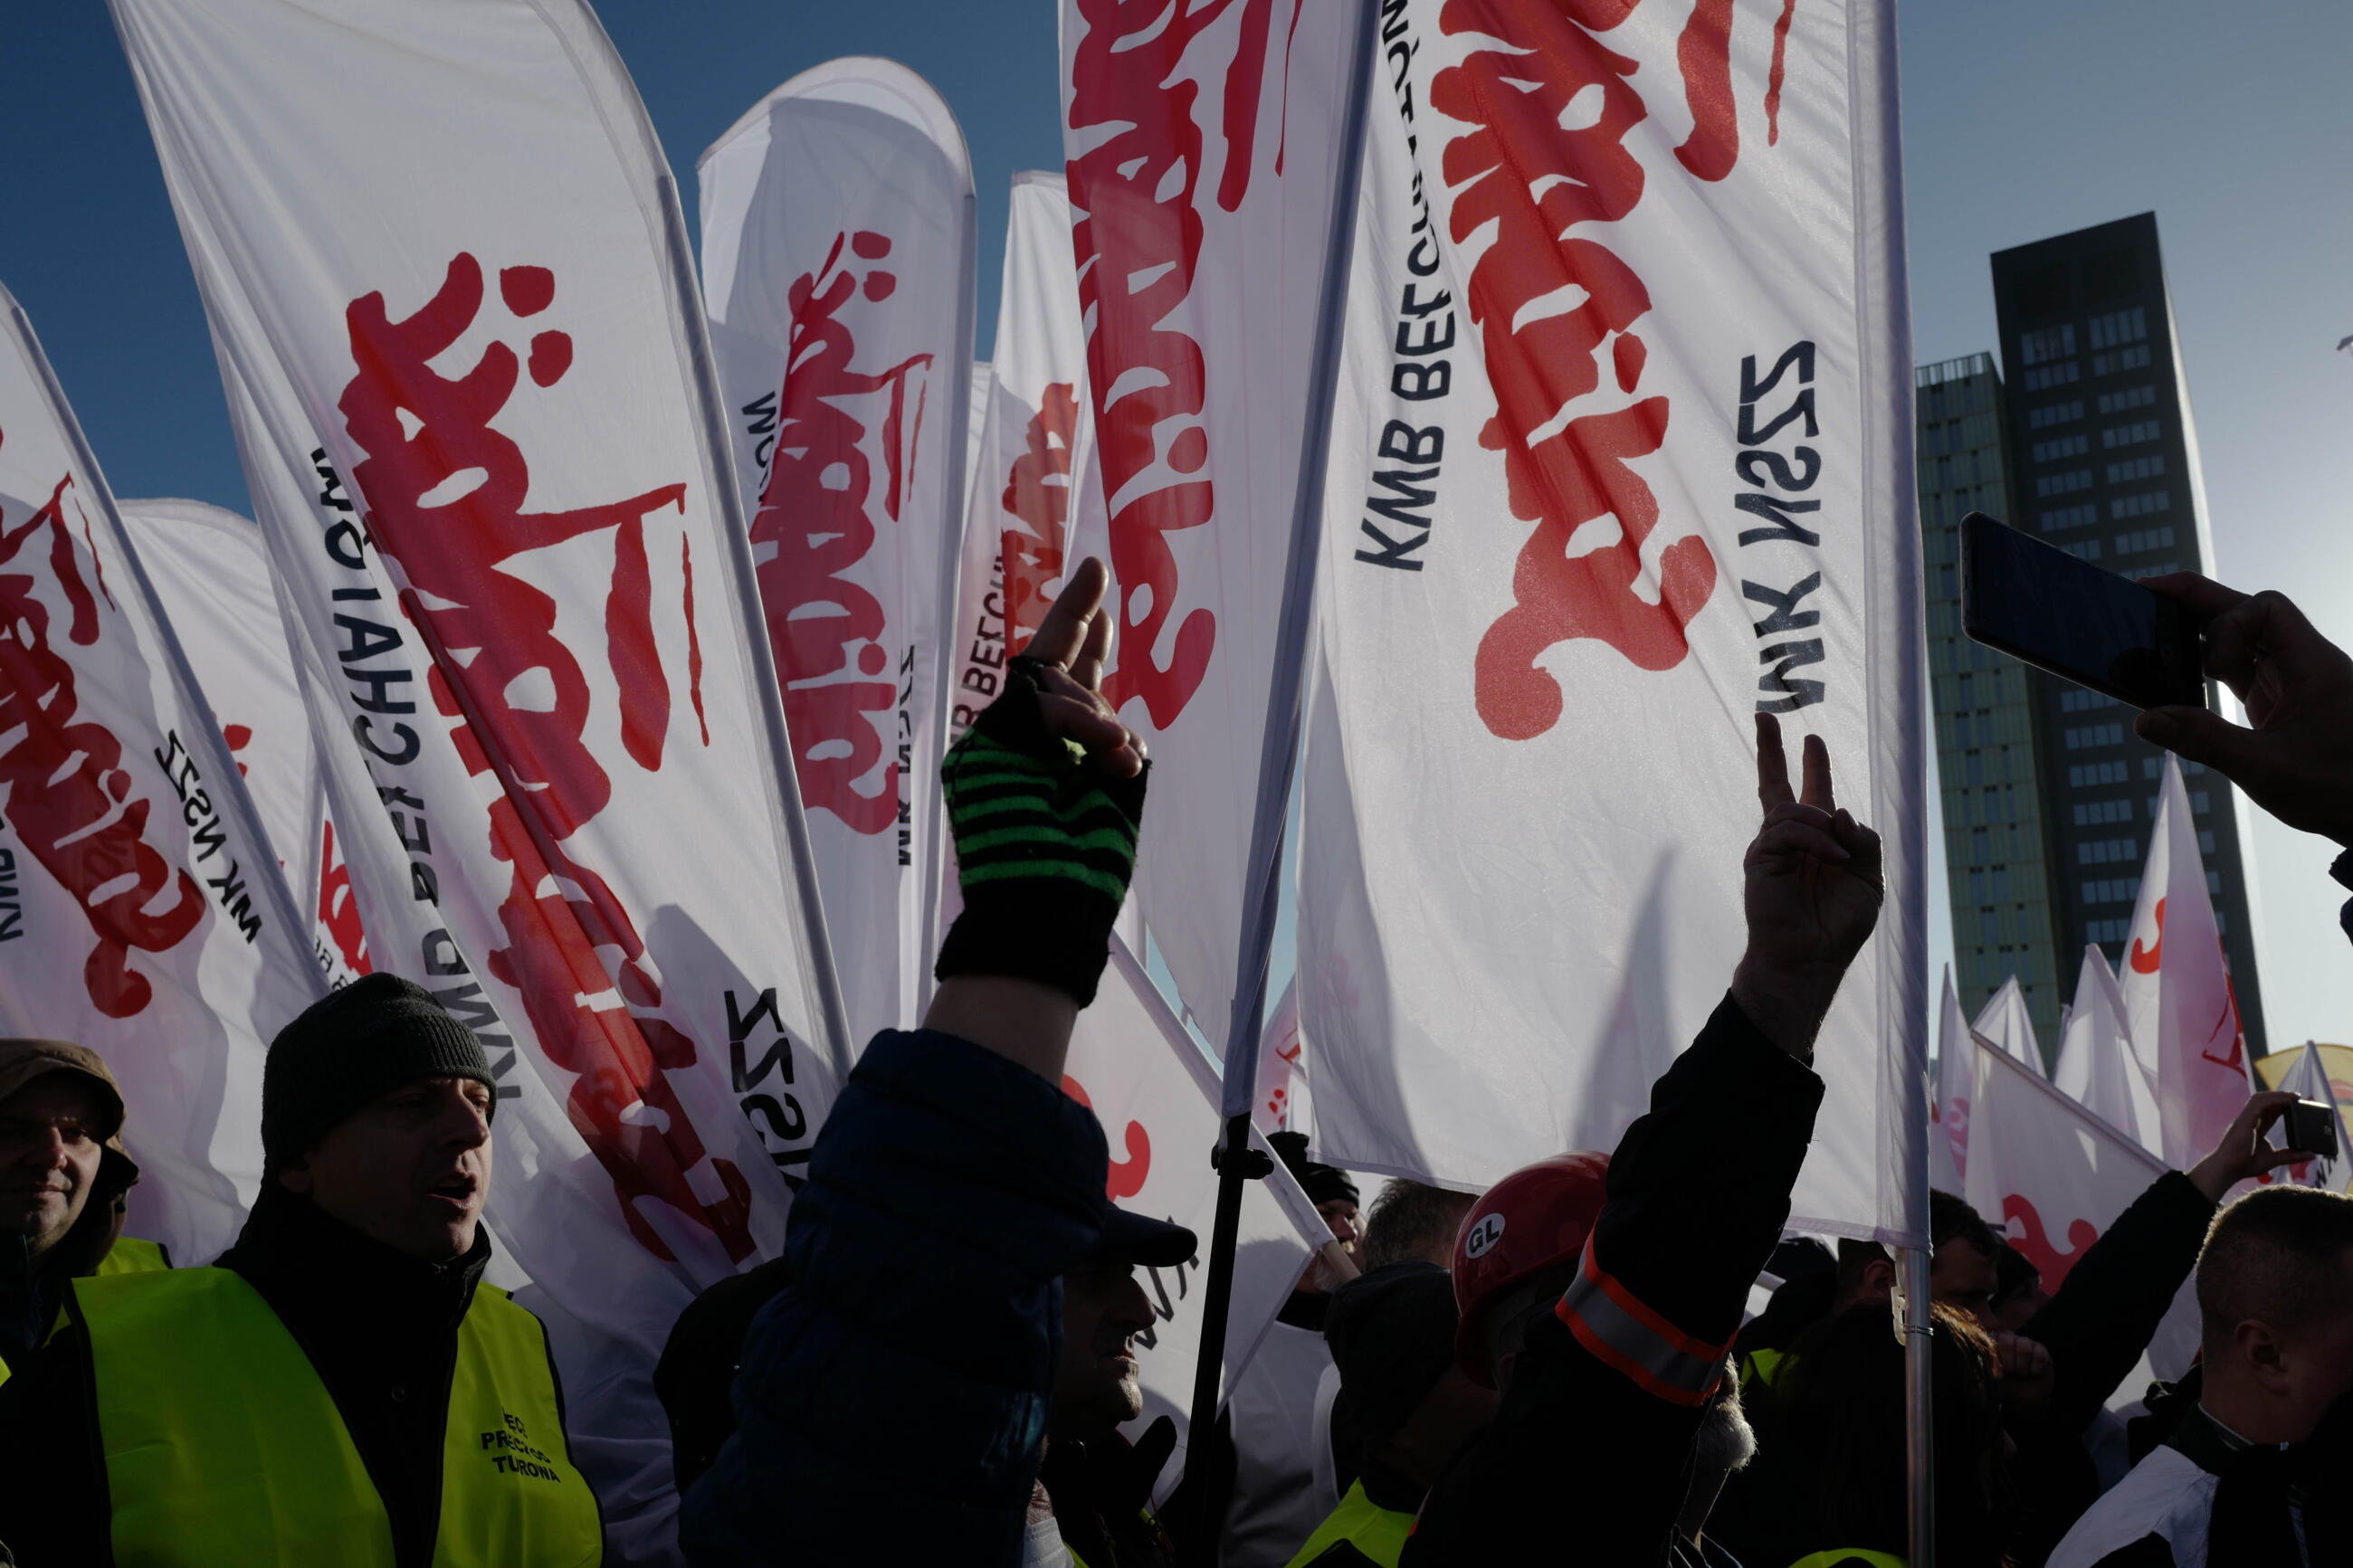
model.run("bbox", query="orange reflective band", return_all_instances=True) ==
[1556,1239,1729,1408]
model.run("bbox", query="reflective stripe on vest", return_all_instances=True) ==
[71,1267,602,1568]
[94,1236,173,1276]
[1282,1480,1414,1568]
[1787,1551,1905,1567]
[1556,1237,1730,1408]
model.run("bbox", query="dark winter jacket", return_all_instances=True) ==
[681,1026,1111,1565]
[1039,1430,1179,1568]
[1402,993,1825,1565]
[0,1181,563,1568]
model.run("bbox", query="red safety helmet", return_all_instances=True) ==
[1451,1151,1611,1386]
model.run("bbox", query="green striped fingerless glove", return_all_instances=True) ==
[933,657,1148,1006]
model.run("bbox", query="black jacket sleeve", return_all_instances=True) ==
[0,1321,111,1566]
[1403,993,1825,1565]
[2022,1170,2214,1436]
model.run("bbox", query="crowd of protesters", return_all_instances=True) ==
[0,564,2347,1566]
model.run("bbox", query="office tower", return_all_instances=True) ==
[1987,212,2265,1055]
[1918,353,2067,1047]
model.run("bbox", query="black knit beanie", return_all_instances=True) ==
[262,974,498,1174]
[1270,1129,1358,1209]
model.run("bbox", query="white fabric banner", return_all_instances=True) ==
[1061,0,1367,1059]
[2120,755,2253,1169]
[2054,944,2161,1156]
[112,2,850,1550]
[948,172,1096,742]
[1069,940,1328,1497]
[1963,1034,2197,1390]
[1253,974,1310,1137]
[0,290,323,1264]
[699,57,976,1045]
[1971,975,2043,1077]
[119,498,368,987]
[1930,965,1967,1193]
[1298,0,1924,1241]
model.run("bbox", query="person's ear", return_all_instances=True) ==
[1862,1256,1897,1301]
[2236,1319,2291,1395]
[276,1157,314,1197]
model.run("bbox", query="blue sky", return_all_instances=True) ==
[3,1,2346,1051]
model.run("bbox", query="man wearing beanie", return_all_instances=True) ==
[0,974,604,1567]
[1285,1262,1500,1567]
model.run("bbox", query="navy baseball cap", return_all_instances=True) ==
[1087,1204,1197,1269]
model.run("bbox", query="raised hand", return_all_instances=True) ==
[2135,575,2353,845]
[2186,1089,2318,1202]
[1021,557,1146,778]
[1729,713,1884,1059]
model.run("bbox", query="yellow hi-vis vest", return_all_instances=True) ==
[0,1234,172,1389]
[69,1267,602,1568]
[1283,1480,1415,1568]
[1787,1551,1906,1567]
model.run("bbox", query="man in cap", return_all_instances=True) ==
[1034,1208,1197,1568]
[1401,715,1878,1564]
[1285,1260,1499,1566]
[0,1038,167,1382]
[0,974,604,1567]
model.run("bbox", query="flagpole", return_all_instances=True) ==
[1178,3,1378,1557]
[1903,1244,1936,1564]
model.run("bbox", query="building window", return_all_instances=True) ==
[2087,308,2148,349]
[2060,689,2117,713]
[2097,385,2158,414]
[2040,503,2099,532]
[2216,911,2229,936]
[2028,400,2083,429]
[2024,362,2082,391]
[2198,830,2216,855]
[2082,878,2140,905]
[2121,562,2180,580]
[2101,420,2162,448]
[2058,538,2102,561]
[2087,917,2132,944]
[2111,490,2172,518]
[2192,791,2210,813]
[2108,455,2167,483]
[2070,760,2129,787]
[2036,469,2094,497]
[2032,433,2091,461]
[2206,871,2223,897]
[2020,324,2078,366]
[2065,723,2124,750]
[2115,526,2176,554]
[2143,758,2206,779]
[2092,345,2154,375]
[2077,838,2138,865]
[2072,797,2132,825]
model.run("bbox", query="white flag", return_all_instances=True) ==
[1964,1033,2197,1389]
[948,172,1096,741]
[0,290,323,1263]
[119,499,369,987]
[2120,755,2252,1169]
[699,57,976,1042]
[1930,965,1967,1192]
[1253,975,1311,1136]
[112,2,851,1549]
[1061,0,1369,1059]
[1971,975,2043,1078]
[2053,944,2161,1156]
[1068,941,1329,1497]
[1297,0,1925,1242]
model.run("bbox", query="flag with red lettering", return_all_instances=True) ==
[1297,0,1925,1242]
[1060,0,1369,1056]
[699,58,976,1042]
[948,172,1095,748]
[2120,755,2252,1169]
[1070,938,1332,1495]
[2054,944,2160,1156]
[1255,974,1311,1136]
[119,499,369,987]
[1930,966,1967,1192]
[1964,1031,2198,1390]
[113,2,850,1549]
[0,290,324,1264]
[1971,975,2043,1077]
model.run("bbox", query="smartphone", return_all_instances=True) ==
[2286,1098,2340,1162]
[1959,512,2205,710]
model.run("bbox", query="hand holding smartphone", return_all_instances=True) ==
[1959,512,2205,710]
